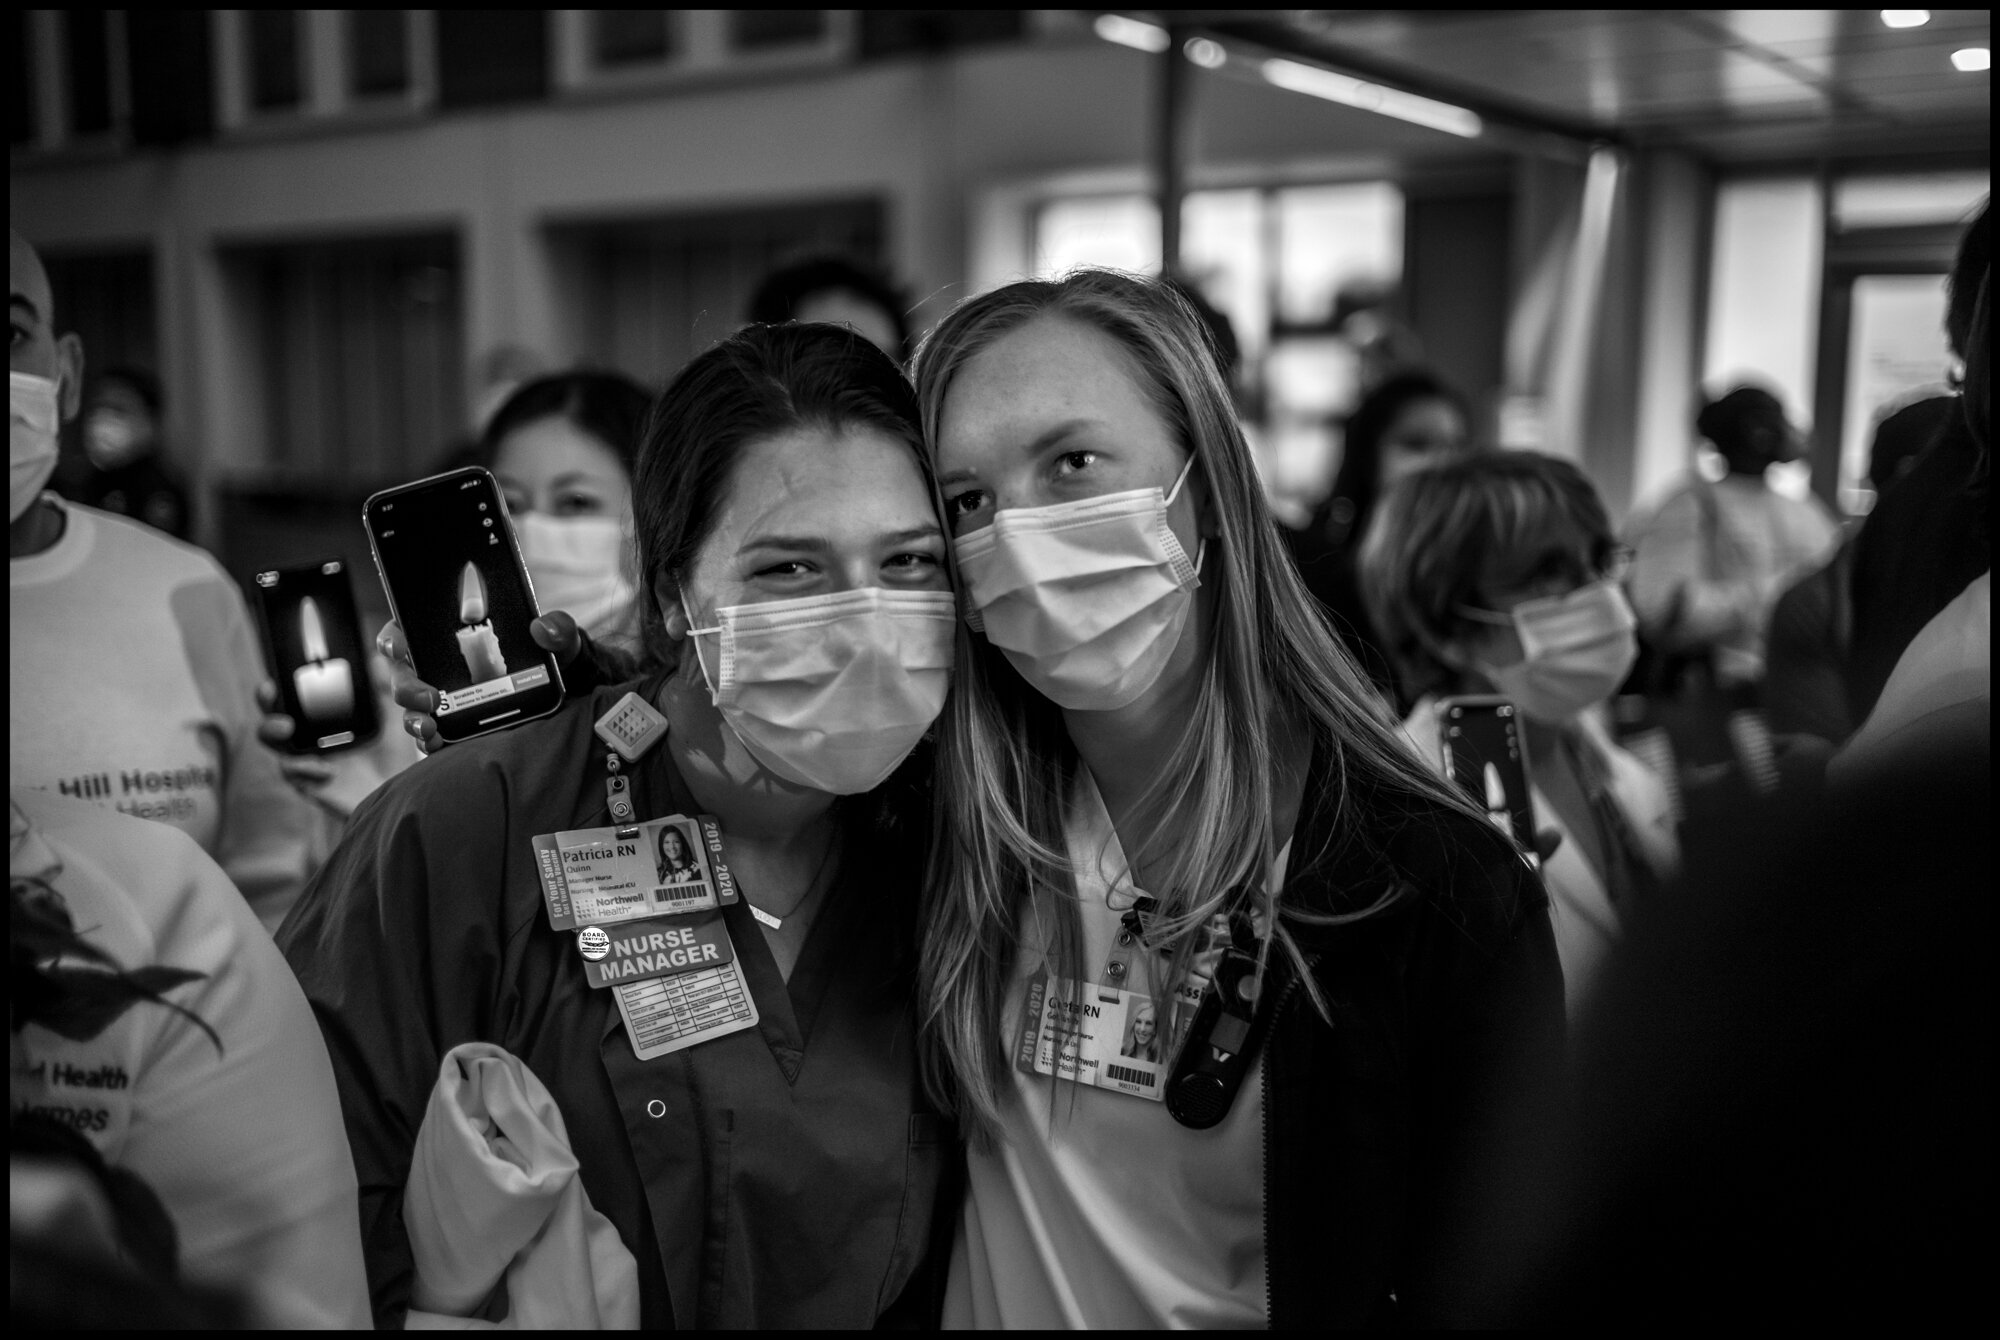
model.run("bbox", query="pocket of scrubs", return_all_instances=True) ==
[874,1112,947,1316]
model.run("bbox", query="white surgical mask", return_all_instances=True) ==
[516,511,636,643]
[10,371,62,525]
[953,457,1202,711]
[1466,580,1638,724]
[686,586,956,795]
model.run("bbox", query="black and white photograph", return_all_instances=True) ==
[11,9,1988,1331]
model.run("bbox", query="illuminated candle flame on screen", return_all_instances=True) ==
[459,561,488,624]
[1483,763,1512,833]
[301,596,330,661]
[455,561,507,682]
[292,596,356,721]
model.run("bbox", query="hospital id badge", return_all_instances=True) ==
[533,813,739,931]
[1015,970,1186,1102]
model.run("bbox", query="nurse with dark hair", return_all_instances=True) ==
[653,824,698,885]
[746,253,911,362]
[482,370,654,657]
[280,323,959,1329]
[1286,369,1472,700]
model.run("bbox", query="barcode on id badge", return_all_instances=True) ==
[1105,1063,1156,1087]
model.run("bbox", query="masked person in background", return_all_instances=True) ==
[746,253,912,363]
[10,229,319,933]
[1361,450,1679,1018]
[279,324,959,1329]
[489,371,651,657]
[910,270,1562,1329]
[62,367,192,541]
[259,370,653,819]
[1286,369,1473,704]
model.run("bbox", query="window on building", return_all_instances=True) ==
[551,199,884,388]
[1034,196,1162,276]
[128,10,214,146]
[1703,177,1823,503]
[63,10,114,137]
[41,250,159,471]
[347,10,411,99]
[730,11,827,52]
[233,234,464,483]
[1838,273,1953,514]
[247,10,304,112]
[12,11,34,145]
[857,11,1023,59]
[592,10,672,67]
[1704,178,1823,435]
[1833,171,1990,231]
[437,10,548,109]
[1031,182,1406,518]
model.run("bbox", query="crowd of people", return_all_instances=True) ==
[9,191,1989,1330]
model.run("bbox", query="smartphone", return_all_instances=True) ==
[252,559,383,754]
[1436,695,1539,864]
[363,467,564,743]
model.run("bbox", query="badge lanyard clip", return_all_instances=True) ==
[605,752,635,823]
[1100,895,1157,1002]
[594,690,668,824]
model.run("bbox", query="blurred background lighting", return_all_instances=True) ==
[1950,46,1990,71]
[1184,37,1227,70]
[1093,13,1169,54]
[1261,59,1484,138]
[1879,10,1931,28]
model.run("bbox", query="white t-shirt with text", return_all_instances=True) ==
[9,498,318,929]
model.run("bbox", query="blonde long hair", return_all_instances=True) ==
[911,270,1486,1141]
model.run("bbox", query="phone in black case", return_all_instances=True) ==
[362,467,564,744]
[1436,695,1539,864]
[252,559,383,754]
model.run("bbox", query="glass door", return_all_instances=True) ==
[1834,272,1953,514]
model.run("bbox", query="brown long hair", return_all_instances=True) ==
[910,270,1486,1142]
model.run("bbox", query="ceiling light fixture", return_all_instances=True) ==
[1261,58,1484,138]
[1951,46,1991,71]
[1093,13,1169,54]
[1184,37,1227,69]
[1879,10,1931,27]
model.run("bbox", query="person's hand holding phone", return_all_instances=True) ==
[364,467,577,743]
[381,611,587,754]
[256,656,403,819]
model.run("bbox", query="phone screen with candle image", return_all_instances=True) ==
[1435,695,1539,866]
[253,559,384,754]
[363,467,565,743]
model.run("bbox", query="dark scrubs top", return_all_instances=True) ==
[278,680,948,1329]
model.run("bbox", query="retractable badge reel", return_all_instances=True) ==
[594,691,670,821]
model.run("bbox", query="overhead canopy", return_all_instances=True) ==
[1174,9,1991,163]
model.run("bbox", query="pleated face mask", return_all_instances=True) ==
[1465,579,1639,724]
[686,586,956,794]
[953,456,1203,711]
